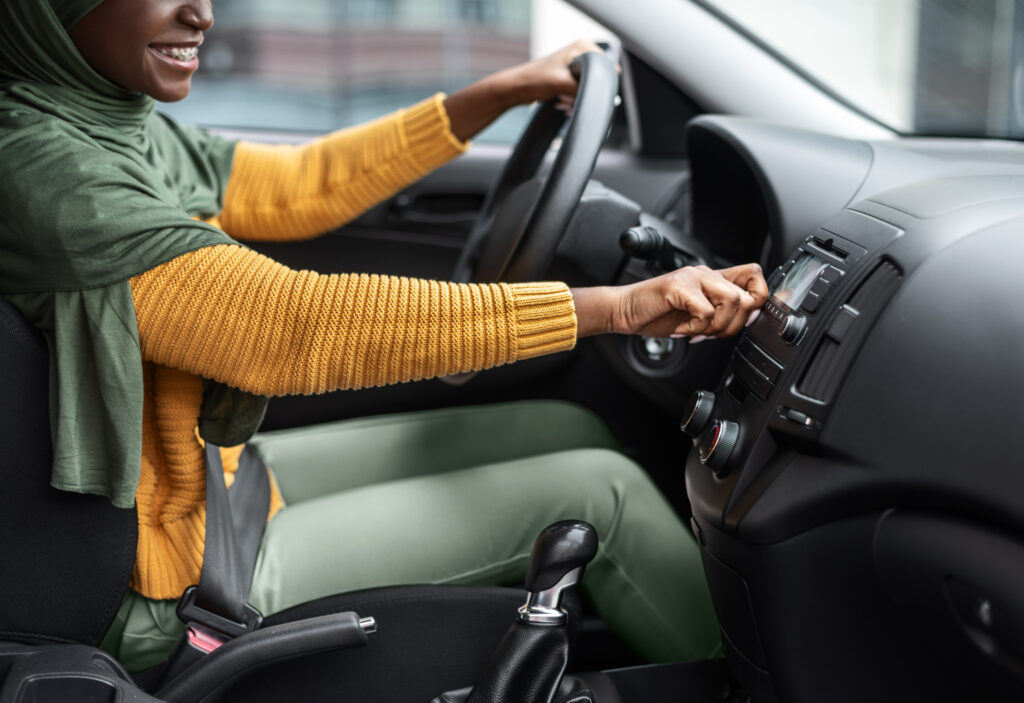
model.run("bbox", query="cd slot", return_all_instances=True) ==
[809,230,869,264]
[808,238,849,260]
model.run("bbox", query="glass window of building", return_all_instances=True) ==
[161,0,534,142]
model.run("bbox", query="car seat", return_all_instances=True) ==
[0,295,541,703]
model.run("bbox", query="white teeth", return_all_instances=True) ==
[159,47,198,61]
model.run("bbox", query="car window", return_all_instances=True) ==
[701,0,1024,139]
[160,0,537,143]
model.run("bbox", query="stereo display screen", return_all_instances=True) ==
[772,253,829,309]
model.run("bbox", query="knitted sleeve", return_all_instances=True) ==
[219,94,467,241]
[129,245,577,395]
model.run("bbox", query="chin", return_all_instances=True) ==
[156,88,191,103]
[146,79,192,103]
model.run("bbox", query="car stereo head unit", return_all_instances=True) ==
[679,216,898,481]
[761,233,866,350]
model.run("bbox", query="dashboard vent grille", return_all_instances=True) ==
[799,260,902,402]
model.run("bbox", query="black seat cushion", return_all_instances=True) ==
[0,297,137,645]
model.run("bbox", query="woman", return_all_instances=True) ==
[0,0,767,672]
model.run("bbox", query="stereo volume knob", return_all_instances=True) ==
[680,390,716,438]
[698,420,739,475]
[779,314,807,344]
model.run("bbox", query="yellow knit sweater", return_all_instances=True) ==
[127,95,578,600]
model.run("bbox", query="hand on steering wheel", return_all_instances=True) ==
[452,49,621,283]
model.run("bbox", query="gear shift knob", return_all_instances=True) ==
[440,521,601,703]
[520,520,598,625]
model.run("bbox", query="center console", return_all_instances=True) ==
[679,207,913,702]
[682,209,902,533]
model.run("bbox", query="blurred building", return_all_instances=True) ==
[209,0,529,87]
[164,0,534,136]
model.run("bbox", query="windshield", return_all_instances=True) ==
[701,0,1024,139]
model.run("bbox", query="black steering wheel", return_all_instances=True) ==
[452,50,621,284]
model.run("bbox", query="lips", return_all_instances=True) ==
[148,42,201,71]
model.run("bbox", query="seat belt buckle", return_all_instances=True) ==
[157,588,264,685]
[185,622,231,654]
[176,585,264,649]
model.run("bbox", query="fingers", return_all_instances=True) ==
[519,39,620,104]
[680,283,716,335]
[559,39,605,63]
[609,262,767,339]
[664,265,763,338]
[554,94,576,114]
[718,263,769,306]
[561,39,622,78]
[702,272,750,336]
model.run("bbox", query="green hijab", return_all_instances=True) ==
[0,0,267,508]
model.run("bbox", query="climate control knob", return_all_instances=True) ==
[779,314,807,344]
[698,420,739,475]
[680,390,715,438]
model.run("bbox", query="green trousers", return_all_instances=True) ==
[101,401,721,671]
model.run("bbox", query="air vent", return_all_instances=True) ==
[798,260,902,402]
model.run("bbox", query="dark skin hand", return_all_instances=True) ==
[442,39,602,142]
[571,264,769,338]
[68,2,770,342]
[439,42,770,337]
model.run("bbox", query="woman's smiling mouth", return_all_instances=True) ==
[148,44,200,70]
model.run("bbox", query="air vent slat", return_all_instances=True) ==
[816,338,844,400]
[799,261,902,402]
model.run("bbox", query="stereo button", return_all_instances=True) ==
[821,266,842,284]
[826,305,860,343]
[810,278,832,297]
[800,291,822,313]
[738,340,782,382]
[734,358,772,399]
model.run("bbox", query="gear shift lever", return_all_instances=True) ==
[519,521,598,625]
[436,520,598,703]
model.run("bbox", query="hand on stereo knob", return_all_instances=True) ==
[571,263,768,339]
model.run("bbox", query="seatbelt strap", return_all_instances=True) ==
[176,443,269,640]
[227,447,272,588]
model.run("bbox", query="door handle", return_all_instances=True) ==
[389,192,485,227]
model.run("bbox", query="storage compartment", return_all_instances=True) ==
[0,645,160,703]
[698,548,766,669]
[15,676,118,703]
[875,511,1024,702]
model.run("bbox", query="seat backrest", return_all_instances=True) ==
[0,296,137,646]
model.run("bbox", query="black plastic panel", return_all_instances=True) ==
[682,116,1024,703]
[0,645,160,703]
[798,260,902,401]
[823,216,1024,531]
[686,117,873,267]
[876,512,1024,701]
[695,514,952,703]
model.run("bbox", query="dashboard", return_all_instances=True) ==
[675,116,1024,702]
